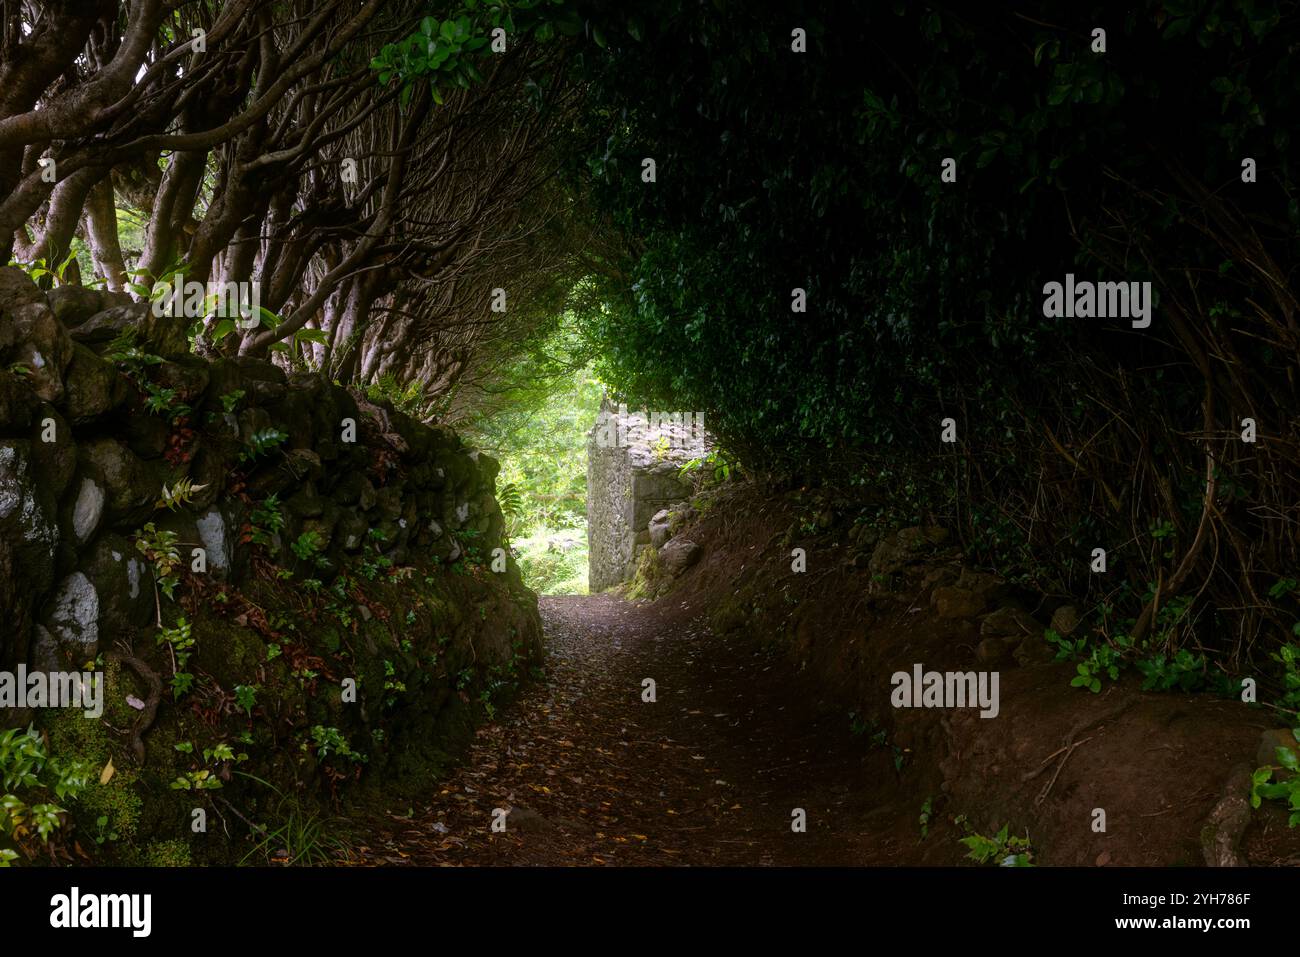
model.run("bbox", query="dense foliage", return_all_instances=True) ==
[4,0,1299,719]
[460,314,604,594]
[568,1,1300,697]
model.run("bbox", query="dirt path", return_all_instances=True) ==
[356,594,928,866]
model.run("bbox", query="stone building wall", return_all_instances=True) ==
[586,399,708,590]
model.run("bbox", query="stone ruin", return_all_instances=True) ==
[586,399,709,591]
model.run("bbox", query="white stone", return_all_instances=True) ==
[196,508,230,575]
[48,572,99,650]
[127,558,142,600]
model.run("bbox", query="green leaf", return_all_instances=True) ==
[1277,746,1299,771]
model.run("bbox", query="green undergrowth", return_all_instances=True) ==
[13,538,539,866]
[512,526,588,595]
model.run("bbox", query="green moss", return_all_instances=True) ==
[43,707,143,850]
[45,701,112,760]
[138,840,192,867]
[623,544,666,600]
[79,769,143,842]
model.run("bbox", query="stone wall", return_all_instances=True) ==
[0,266,541,862]
[586,398,708,590]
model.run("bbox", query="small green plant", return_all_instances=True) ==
[240,428,288,463]
[156,616,196,698]
[1268,577,1298,601]
[8,249,89,287]
[94,814,120,846]
[0,726,48,793]
[124,260,186,302]
[918,797,933,841]
[1136,647,1208,692]
[308,726,366,764]
[359,538,393,580]
[1272,642,1300,712]
[236,773,349,866]
[103,328,164,378]
[142,381,191,422]
[170,770,221,791]
[1149,519,1177,560]
[0,726,93,858]
[957,820,1035,866]
[171,672,195,696]
[1046,627,1087,661]
[135,523,182,602]
[678,449,733,484]
[234,684,258,717]
[382,660,406,709]
[247,494,285,547]
[156,476,207,512]
[219,389,246,413]
[497,481,524,525]
[866,728,907,771]
[1070,638,1129,693]
[202,743,248,766]
[1250,728,1300,827]
[291,531,330,570]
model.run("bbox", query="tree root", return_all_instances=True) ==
[106,650,162,766]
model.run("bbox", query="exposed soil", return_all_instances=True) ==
[353,592,955,865]
[353,487,1300,868]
